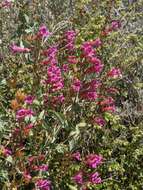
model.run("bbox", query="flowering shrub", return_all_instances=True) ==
[0,0,143,190]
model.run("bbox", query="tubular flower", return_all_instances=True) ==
[107,67,122,78]
[89,172,102,184]
[10,44,30,53]
[94,117,106,127]
[38,24,51,38]
[36,179,51,190]
[72,171,83,185]
[71,78,82,92]
[71,151,81,161]
[16,108,34,120]
[85,154,103,168]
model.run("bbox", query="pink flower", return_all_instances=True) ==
[28,156,36,163]
[111,20,121,30]
[72,171,83,185]
[33,164,49,171]
[25,95,35,104]
[10,44,31,53]
[16,108,34,120]
[81,43,96,58]
[36,179,51,190]
[52,94,65,104]
[3,148,12,156]
[41,59,50,65]
[80,91,98,101]
[62,64,69,72]
[102,105,116,113]
[38,24,51,38]
[88,57,101,65]
[43,46,58,58]
[85,154,103,168]
[67,56,78,64]
[47,64,64,92]
[1,0,12,8]
[100,97,115,106]
[90,38,102,47]
[64,30,76,51]
[89,172,102,184]
[94,117,106,127]
[71,152,81,161]
[85,64,104,74]
[107,67,122,78]
[23,172,32,181]
[71,78,82,92]
[39,164,49,171]
[83,80,101,90]
[64,30,76,40]
[26,123,34,129]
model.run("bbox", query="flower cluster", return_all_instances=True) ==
[64,30,76,52]
[41,45,64,106]
[72,152,103,189]
[36,179,51,190]
[6,19,123,189]
[1,0,12,8]
[16,108,34,120]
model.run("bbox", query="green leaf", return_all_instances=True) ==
[49,110,68,128]
[24,14,30,24]
[39,110,45,120]
[67,184,78,190]
[6,156,13,164]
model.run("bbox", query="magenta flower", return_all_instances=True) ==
[10,44,31,53]
[43,46,58,59]
[24,95,35,104]
[71,78,82,92]
[94,117,106,127]
[71,152,81,161]
[3,148,12,156]
[26,123,34,129]
[89,172,102,184]
[23,172,32,181]
[111,20,121,30]
[47,64,64,92]
[90,38,102,47]
[67,56,78,64]
[85,154,103,168]
[107,67,122,78]
[64,30,76,51]
[39,164,49,171]
[100,97,115,106]
[34,164,49,171]
[83,80,101,90]
[1,0,12,8]
[85,64,104,74]
[81,42,96,58]
[36,179,51,190]
[52,94,65,104]
[72,171,83,185]
[80,91,98,101]
[62,64,69,72]
[88,57,101,65]
[102,105,116,113]
[16,108,34,120]
[38,24,51,38]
